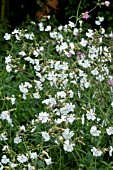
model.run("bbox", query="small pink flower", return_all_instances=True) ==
[108,79,113,85]
[77,51,85,60]
[83,11,89,20]
[105,1,110,7]
[77,52,85,58]
[68,52,72,57]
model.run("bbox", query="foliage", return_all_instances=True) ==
[0,21,10,54]
[1,1,113,169]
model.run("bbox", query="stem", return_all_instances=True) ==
[59,147,62,170]
[75,0,82,27]
[88,5,98,14]
[95,157,97,168]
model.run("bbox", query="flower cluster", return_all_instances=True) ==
[1,3,113,168]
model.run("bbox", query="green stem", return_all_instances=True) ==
[88,5,98,14]
[75,0,82,27]
[59,147,62,170]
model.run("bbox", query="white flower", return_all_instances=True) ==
[9,162,18,168]
[34,80,42,90]
[99,17,104,22]
[24,57,35,65]
[42,98,56,108]
[96,74,105,82]
[86,29,94,38]
[91,147,102,157]
[47,15,50,19]
[100,28,105,34]
[19,125,26,132]
[2,145,9,151]
[33,92,40,99]
[18,51,26,56]
[63,140,75,152]
[34,64,41,71]
[95,17,104,26]
[30,126,36,133]
[78,59,91,68]
[0,110,12,125]
[79,20,83,27]
[4,33,11,40]
[58,25,63,31]
[12,29,20,34]
[17,154,28,163]
[0,132,8,141]
[5,55,12,64]
[69,42,75,49]
[19,83,28,93]
[45,25,51,31]
[44,158,52,165]
[6,64,12,73]
[57,33,63,41]
[91,68,99,75]
[38,112,49,123]
[1,155,10,164]
[86,109,96,121]
[0,111,9,120]
[14,135,22,144]
[84,80,90,88]
[73,28,78,36]
[106,127,113,135]
[83,60,91,68]
[109,146,113,156]
[55,115,66,124]
[90,126,101,136]
[39,46,44,51]
[54,61,68,71]
[68,21,75,27]
[24,33,34,40]
[38,22,44,31]
[56,91,66,98]
[50,31,57,38]
[63,24,68,32]
[68,90,74,98]
[111,102,113,107]
[60,103,75,115]
[95,20,101,26]
[15,34,20,40]
[42,150,49,157]
[33,49,39,57]
[28,163,35,170]
[82,114,85,125]
[60,42,68,51]
[24,82,32,90]
[67,114,76,124]
[99,37,102,43]
[62,128,74,140]
[29,152,37,159]
[80,38,88,47]
[41,132,50,141]
[11,95,16,105]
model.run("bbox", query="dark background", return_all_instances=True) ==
[0,0,113,30]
